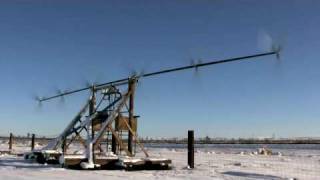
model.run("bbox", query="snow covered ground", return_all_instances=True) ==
[0,142,320,180]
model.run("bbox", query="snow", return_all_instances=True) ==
[1,143,320,179]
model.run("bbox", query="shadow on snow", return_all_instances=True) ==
[223,171,283,180]
[0,158,60,169]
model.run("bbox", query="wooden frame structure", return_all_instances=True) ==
[27,77,156,169]
[26,50,279,170]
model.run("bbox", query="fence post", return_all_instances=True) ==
[31,134,35,151]
[188,130,194,169]
[9,133,13,151]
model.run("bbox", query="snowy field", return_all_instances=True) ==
[0,142,320,180]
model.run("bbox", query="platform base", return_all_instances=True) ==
[25,151,172,171]
[119,157,172,171]
[24,150,61,164]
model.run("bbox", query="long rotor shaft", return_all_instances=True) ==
[39,51,278,102]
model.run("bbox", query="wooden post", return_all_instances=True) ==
[112,134,117,154]
[188,130,194,169]
[31,134,35,151]
[62,138,67,154]
[89,86,96,161]
[89,86,96,135]
[128,79,136,155]
[9,133,13,151]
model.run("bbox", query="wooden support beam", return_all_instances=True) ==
[92,90,131,145]
[89,86,96,162]
[122,116,149,157]
[76,134,87,148]
[128,79,136,155]
[89,87,96,138]
[112,133,117,154]
[65,132,87,152]
[106,125,132,157]
[62,138,67,154]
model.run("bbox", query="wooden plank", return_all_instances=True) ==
[115,116,137,132]
[106,126,132,157]
[122,116,149,157]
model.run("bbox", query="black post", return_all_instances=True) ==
[9,133,13,151]
[31,134,35,151]
[188,130,194,169]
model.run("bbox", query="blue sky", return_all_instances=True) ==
[0,0,319,138]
